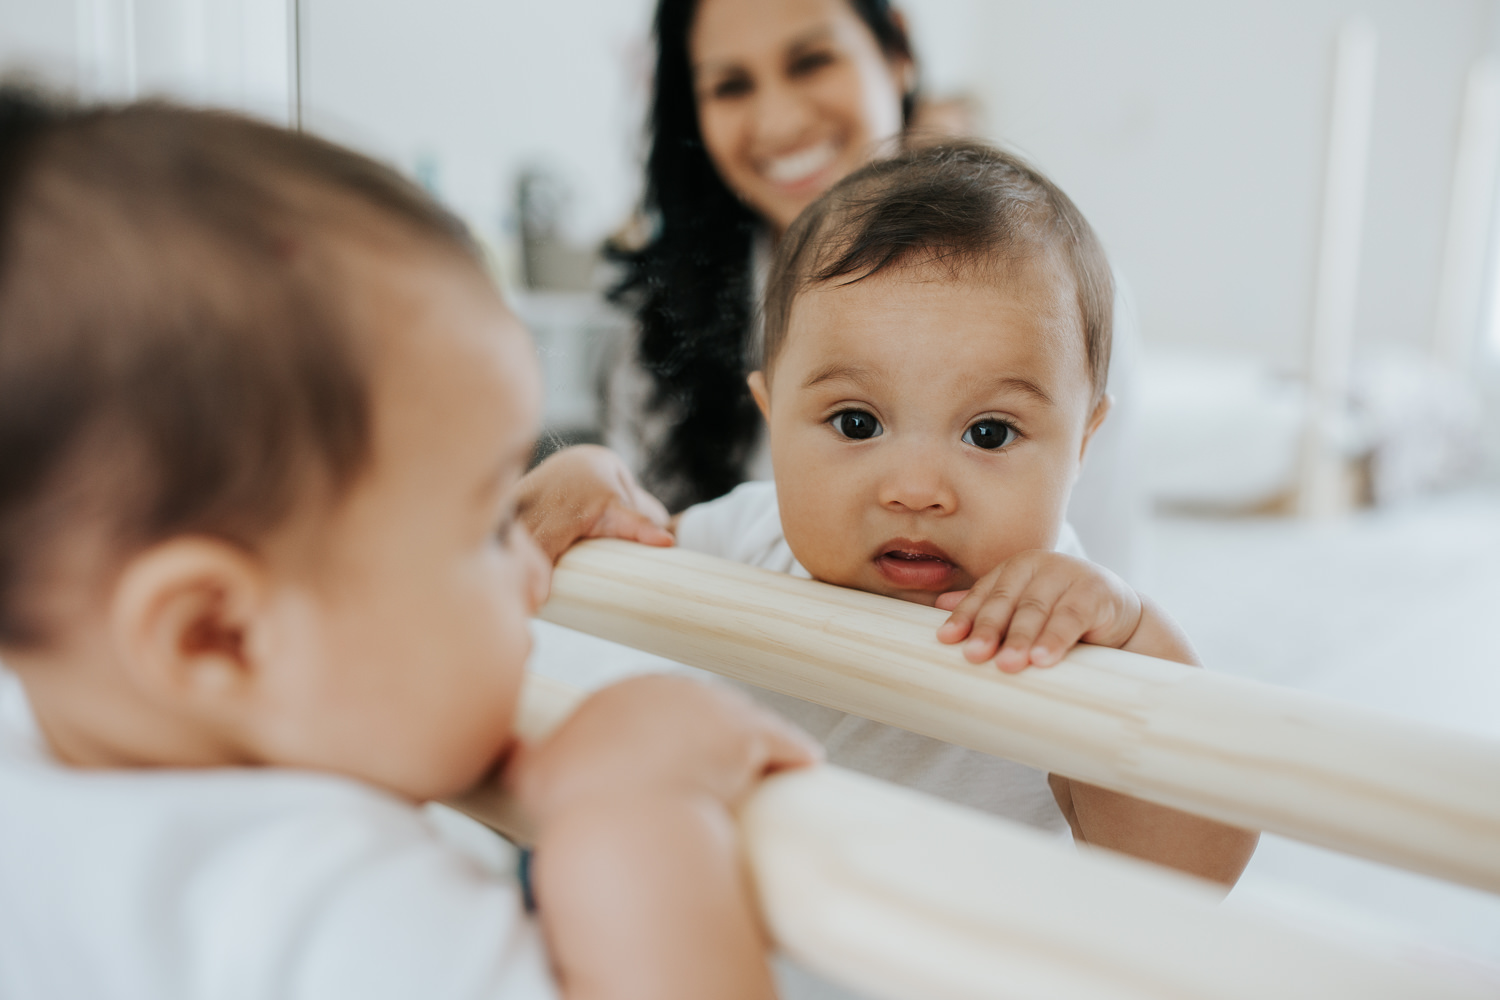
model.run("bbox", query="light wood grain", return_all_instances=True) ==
[535,539,1500,893]
[454,673,1495,1000]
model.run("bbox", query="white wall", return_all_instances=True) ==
[6,0,1496,372]
[0,0,291,121]
[970,0,1498,370]
[295,0,1500,371]
[0,1,80,89]
[302,0,657,252]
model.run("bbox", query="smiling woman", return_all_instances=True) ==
[603,0,1145,579]
[605,0,917,512]
[688,0,912,235]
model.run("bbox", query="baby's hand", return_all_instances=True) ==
[505,678,817,999]
[506,675,820,827]
[935,551,1143,673]
[517,444,673,562]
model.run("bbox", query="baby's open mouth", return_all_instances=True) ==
[873,540,960,590]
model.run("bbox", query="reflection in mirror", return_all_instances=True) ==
[1,0,1497,991]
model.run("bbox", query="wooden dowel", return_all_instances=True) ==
[535,539,1500,894]
[454,673,1494,1000]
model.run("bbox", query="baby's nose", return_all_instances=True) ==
[878,447,957,513]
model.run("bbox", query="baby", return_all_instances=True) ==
[526,143,1257,886]
[0,92,816,999]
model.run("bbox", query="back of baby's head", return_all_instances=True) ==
[763,142,1113,404]
[0,88,475,649]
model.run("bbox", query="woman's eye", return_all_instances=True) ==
[790,50,834,76]
[832,410,882,440]
[962,419,1017,450]
[711,75,751,99]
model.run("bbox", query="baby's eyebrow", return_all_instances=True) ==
[803,363,879,390]
[979,375,1055,407]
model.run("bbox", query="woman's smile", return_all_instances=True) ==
[690,0,911,233]
[762,138,842,189]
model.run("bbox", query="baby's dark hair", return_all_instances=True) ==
[762,142,1113,404]
[0,88,478,648]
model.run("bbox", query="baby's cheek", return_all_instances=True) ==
[966,528,1057,576]
[781,512,855,584]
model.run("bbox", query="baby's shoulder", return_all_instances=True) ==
[0,761,546,998]
[675,481,792,570]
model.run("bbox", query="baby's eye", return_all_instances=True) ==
[962,418,1017,450]
[832,409,882,440]
[493,504,519,545]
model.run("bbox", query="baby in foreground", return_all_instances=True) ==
[528,144,1258,885]
[0,93,815,999]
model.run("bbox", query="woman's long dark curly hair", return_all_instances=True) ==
[608,0,913,511]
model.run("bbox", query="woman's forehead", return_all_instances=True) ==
[691,0,864,67]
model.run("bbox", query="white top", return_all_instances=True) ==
[0,668,556,1000]
[675,481,1076,835]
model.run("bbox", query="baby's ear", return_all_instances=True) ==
[108,538,271,715]
[747,371,772,421]
[1079,393,1113,461]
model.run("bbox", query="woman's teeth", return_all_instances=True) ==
[764,141,838,185]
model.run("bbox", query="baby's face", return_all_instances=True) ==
[263,249,548,801]
[755,255,1105,606]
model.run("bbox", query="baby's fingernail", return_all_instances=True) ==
[964,638,989,659]
[1031,646,1051,664]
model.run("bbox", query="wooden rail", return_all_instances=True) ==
[535,539,1500,893]
[453,673,1494,1000]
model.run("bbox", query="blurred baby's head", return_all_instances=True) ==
[0,91,546,798]
[750,143,1114,604]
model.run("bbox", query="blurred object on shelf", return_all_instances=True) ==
[516,166,602,293]
[1142,352,1309,513]
[512,290,628,460]
[1141,349,1482,514]
[1350,351,1483,506]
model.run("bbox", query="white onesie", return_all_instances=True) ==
[674,480,1076,836]
[0,667,557,1000]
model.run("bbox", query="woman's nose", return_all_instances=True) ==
[877,445,958,514]
[751,76,817,150]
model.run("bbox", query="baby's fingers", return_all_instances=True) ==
[750,717,823,776]
[591,501,674,547]
[1021,584,1097,669]
[934,589,970,614]
[991,595,1058,672]
[952,570,1042,664]
[936,583,1003,647]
